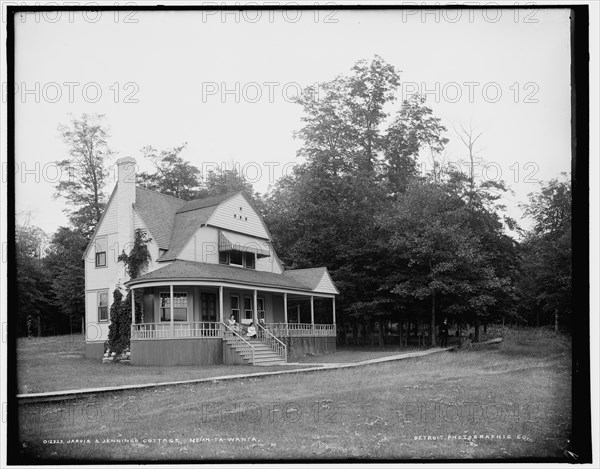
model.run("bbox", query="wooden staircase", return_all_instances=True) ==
[222,323,287,366]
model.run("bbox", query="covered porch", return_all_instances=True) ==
[126,280,336,365]
[129,284,337,340]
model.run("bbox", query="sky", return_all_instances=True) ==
[9,6,573,236]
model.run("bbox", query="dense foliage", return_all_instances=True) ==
[107,229,152,356]
[17,57,573,346]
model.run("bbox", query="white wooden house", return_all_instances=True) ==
[84,157,338,366]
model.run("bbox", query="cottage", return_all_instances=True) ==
[84,157,338,366]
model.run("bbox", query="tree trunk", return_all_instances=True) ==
[474,321,480,343]
[352,322,357,346]
[554,309,559,333]
[379,321,385,347]
[37,314,42,338]
[536,310,540,327]
[483,323,487,334]
[399,321,403,347]
[431,293,436,347]
[370,321,375,347]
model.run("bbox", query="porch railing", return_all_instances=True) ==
[222,322,254,364]
[265,323,336,337]
[131,322,336,340]
[131,322,222,340]
[256,322,287,362]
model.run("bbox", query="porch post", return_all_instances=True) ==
[297,304,300,323]
[131,287,136,325]
[219,286,224,323]
[253,289,258,324]
[170,284,174,336]
[332,297,336,325]
[310,295,314,329]
[283,293,288,323]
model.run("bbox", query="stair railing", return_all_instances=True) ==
[256,322,287,363]
[222,322,254,364]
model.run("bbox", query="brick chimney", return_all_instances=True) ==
[116,157,137,257]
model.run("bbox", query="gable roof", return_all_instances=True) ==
[157,192,243,261]
[82,185,117,260]
[126,259,337,295]
[133,187,186,249]
[176,192,238,214]
[157,207,216,261]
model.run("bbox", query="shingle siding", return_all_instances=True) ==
[95,194,118,237]
[207,193,269,239]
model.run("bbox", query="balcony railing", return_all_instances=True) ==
[265,323,336,337]
[131,322,222,340]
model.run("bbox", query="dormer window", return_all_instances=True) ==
[218,250,255,269]
[217,231,269,269]
[230,250,243,266]
[244,252,255,269]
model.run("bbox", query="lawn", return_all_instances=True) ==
[16,335,315,394]
[292,345,427,364]
[16,330,572,462]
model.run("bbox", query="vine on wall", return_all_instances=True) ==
[107,229,152,358]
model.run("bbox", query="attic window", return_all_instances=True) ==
[95,236,107,268]
[233,214,236,219]
[159,249,167,257]
[245,217,248,221]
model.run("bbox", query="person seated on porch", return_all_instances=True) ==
[246,323,257,340]
[227,314,237,329]
[258,318,266,328]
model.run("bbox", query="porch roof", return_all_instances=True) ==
[126,259,336,294]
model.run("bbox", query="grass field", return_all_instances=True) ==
[16,335,320,394]
[16,329,572,462]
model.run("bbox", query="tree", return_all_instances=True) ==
[385,95,449,194]
[137,143,202,200]
[346,55,400,172]
[204,165,254,198]
[45,227,87,335]
[379,178,515,345]
[519,174,572,330]
[55,114,111,239]
[15,216,56,336]
[454,122,484,200]
[294,55,401,175]
[264,57,451,346]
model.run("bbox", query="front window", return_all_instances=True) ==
[98,291,108,321]
[160,292,188,321]
[231,295,240,321]
[244,297,253,321]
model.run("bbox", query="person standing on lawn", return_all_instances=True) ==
[440,318,449,347]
